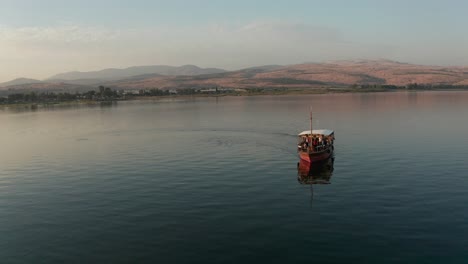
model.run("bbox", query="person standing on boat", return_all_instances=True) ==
[312,136,317,152]
[302,137,308,150]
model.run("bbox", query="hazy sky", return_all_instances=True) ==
[0,0,467,82]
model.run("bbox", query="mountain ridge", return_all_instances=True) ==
[2,60,468,91]
[0,78,43,88]
[106,60,468,89]
[47,64,227,81]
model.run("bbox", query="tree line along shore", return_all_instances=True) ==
[1,84,468,106]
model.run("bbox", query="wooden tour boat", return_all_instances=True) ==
[297,109,335,163]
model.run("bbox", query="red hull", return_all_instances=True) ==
[298,148,333,163]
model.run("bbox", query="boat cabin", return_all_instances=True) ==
[297,129,335,153]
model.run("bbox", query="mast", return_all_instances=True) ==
[309,106,313,136]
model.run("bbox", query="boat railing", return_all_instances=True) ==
[297,144,331,153]
[297,135,334,154]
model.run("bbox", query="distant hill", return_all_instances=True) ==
[2,60,467,92]
[48,78,106,86]
[2,82,93,93]
[106,60,468,89]
[0,78,42,88]
[47,65,227,82]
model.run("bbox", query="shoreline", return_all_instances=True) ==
[1,88,468,108]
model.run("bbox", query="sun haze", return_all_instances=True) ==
[0,0,467,82]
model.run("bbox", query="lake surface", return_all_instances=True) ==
[1,91,468,263]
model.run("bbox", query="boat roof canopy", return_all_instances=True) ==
[298,129,334,136]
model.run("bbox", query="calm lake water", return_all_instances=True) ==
[1,91,468,263]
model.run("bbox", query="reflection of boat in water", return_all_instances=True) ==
[297,157,334,184]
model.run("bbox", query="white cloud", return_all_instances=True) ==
[0,24,120,43]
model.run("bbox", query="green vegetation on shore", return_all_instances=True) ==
[2,84,468,107]
[0,86,122,105]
